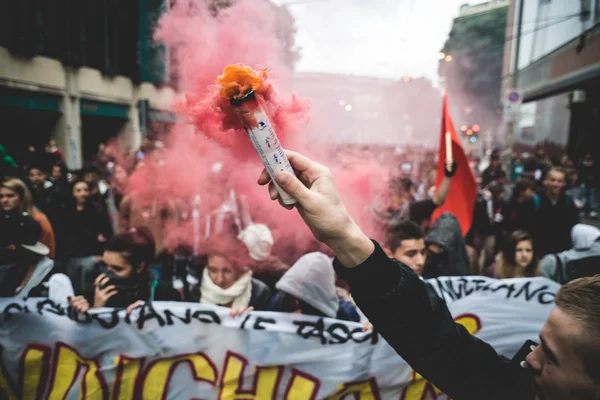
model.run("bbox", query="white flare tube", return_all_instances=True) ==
[231,91,297,206]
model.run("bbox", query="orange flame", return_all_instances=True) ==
[217,63,268,100]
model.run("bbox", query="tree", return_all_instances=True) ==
[438,7,507,134]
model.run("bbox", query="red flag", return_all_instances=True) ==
[430,93,477,236]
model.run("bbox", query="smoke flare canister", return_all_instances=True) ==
[230,91,297,206]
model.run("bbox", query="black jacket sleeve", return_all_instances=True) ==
[333,241,534,400]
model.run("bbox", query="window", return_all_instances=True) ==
[581,0,592,21]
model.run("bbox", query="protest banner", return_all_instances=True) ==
[0,276,559,399]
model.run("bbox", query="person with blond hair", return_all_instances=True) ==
[0,177,55,258]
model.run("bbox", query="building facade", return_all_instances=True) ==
[292,72,442,147]
[502,0,600,160]
[0,1,178,169]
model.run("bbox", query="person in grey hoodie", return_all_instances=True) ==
[540,224,600,284]
[269,252,360,322]
[423,212,472,278]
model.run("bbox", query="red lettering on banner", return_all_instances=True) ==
[399,370,442,400]
[218,351,283,400]
[19,344,51,399]
[47,342,109,400]
[328,377,382,399]
[282,368,321,400]
[112,356,144,400]
[0,345,18,400]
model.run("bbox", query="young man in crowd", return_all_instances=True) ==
[260,149,600,400]
[385,220,426,276]
[534,167,580,257]
[481,152,505,188]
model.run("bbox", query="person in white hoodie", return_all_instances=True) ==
[0,211,73,306]
[269,252,360,322]
[540,224,600,284]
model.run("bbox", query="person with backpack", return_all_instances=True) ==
[541,224,600,284]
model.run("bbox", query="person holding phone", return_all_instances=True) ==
[68,227,180,313]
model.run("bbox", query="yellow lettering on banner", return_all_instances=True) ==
[219,351,282,399]
[21,345,51,399]
[400,371,442,400]
[327,378,380,400]
[0,346,17,400]
[112,356,143,400]
[47,343,108,400]
[142,352,217,398]
[283,369,320,400]
[401,313,483,399]
[454,314,482,335]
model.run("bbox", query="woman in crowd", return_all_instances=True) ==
[62,180,113,293]
[488,230,539,279]
[69,227,180,312]
[268,252,361,322]
[0,177,56,258]
[184,233,271,312]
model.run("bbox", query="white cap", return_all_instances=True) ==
[238,224,274,261]
[21,242,50,256]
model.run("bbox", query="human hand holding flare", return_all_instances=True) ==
[218,63,297,206]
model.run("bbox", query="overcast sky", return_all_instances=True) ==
[273,0,488,83]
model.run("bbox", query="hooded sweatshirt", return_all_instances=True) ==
[275,252,339,318]
[540,224,600,284]
[424,213,472,278]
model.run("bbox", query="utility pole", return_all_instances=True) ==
[505,0,525,173]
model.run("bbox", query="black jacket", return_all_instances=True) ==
[334,241,537,400]
[534,192,579,257]
[506,197,536,235]
[60,205,113,259]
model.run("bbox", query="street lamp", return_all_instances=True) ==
[438,52,446,60]
[445,55,453,62]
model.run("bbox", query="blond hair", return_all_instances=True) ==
[1,177,34,214]
[555,276,600,383]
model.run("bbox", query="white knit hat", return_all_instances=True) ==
[238,224,274,261]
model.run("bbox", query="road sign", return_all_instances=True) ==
[504,88,523,122]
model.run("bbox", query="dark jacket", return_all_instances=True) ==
[424,213,472,278]
[533,192,579,257]
[506,196,536,235]
[334,242,537,399]
[61,205,113,259]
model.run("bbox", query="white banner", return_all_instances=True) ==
[0,276,560,399]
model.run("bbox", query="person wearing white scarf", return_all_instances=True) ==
[200,268,253,308]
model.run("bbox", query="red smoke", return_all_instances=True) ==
[121,0,387,263]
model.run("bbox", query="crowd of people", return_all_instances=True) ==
[0,139,598,314]
[0,138,599,398]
